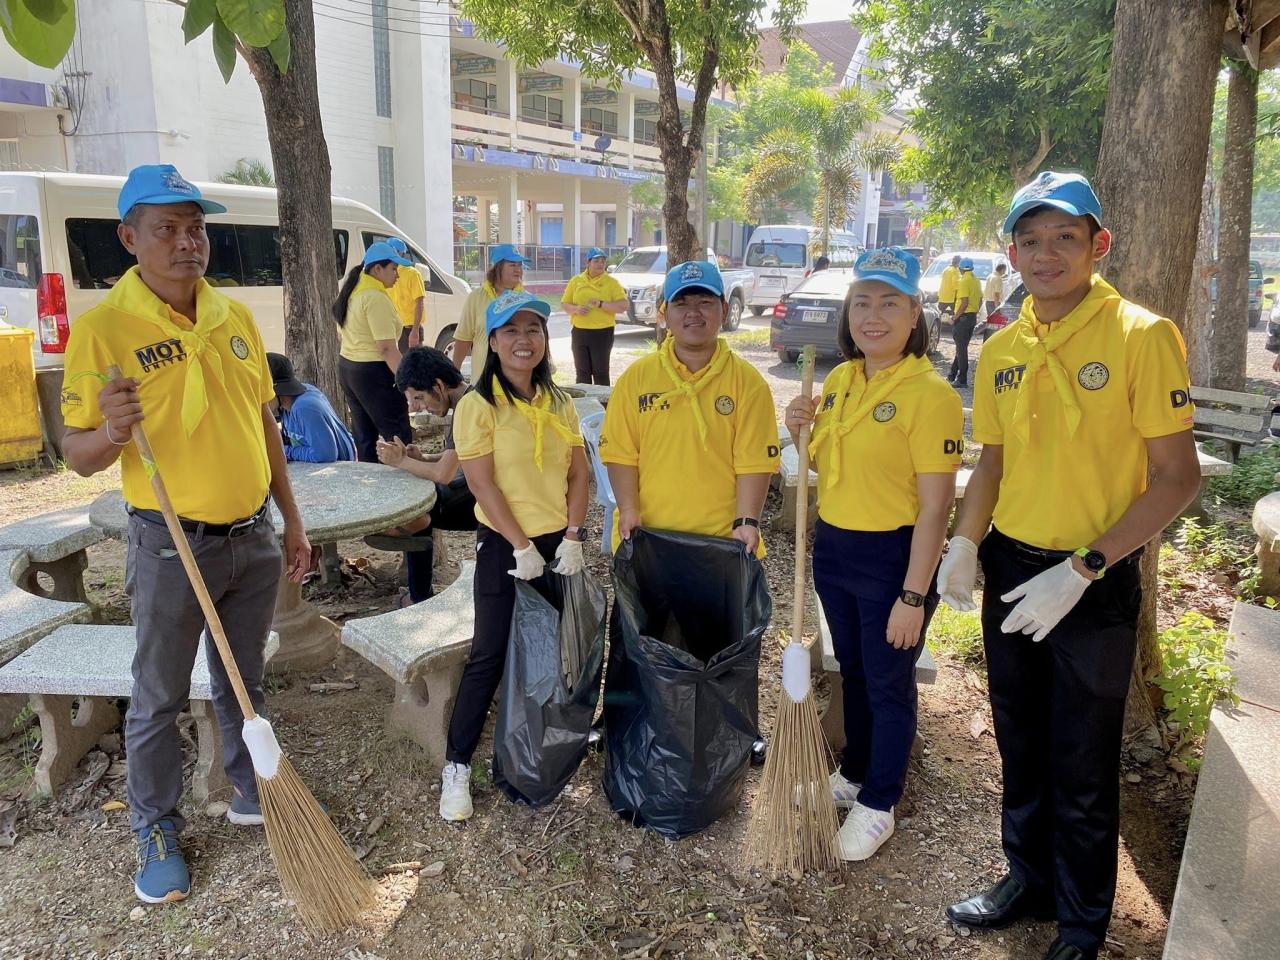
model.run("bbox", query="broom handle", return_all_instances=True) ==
[792,345,816,644]
[107,365,259,721]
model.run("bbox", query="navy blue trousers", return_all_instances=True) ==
[812,520,937,812]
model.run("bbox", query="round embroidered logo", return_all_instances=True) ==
[873,401,897,422]
[1077,361,1109,391]
[230,335,249,361]
[715,395,735,416]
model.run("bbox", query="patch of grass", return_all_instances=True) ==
[724,327,771,350]
[1205,445,1280,508]
[928,598,984,663]
[552,842,581,874]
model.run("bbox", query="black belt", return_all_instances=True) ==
[990,528,1139,569]
[128,501,269,539]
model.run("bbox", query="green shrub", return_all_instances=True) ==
[1205,445,1280,508]
[1153,612,1239,769]
[928,601,984,663]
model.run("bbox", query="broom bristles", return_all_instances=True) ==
[257,755,379,932]
[745,690,840,874]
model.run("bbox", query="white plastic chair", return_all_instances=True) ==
[579,410,616,556]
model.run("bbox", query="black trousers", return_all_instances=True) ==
[979,528,1141,954]
[949,313,977,385]
[445,525,564,765]
[571,326,614,385]
[338,357,411,463]
[405,479,479,603]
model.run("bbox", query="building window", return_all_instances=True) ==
[453,78,496,113]
[633,118,658,145]
[582,108,617,136]
[521,94,563,126]
[378,146,396,222]
[0,140,19,170]
[372,0,391,118]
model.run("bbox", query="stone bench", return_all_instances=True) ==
[1251,491,1280,599]
[0,505,103,603]
[341,561,475,766]
[1191,385,1276,462]
[0,624,279,802]
[1164,602,1280,959]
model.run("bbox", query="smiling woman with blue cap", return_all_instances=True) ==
[561,247,628,385]
[784,246,962,864]
[331,240,415,462]
[451,242,529,377]
[440,289,590,822]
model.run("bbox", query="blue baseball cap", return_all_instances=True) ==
[853,246,921,297]
[586,247,607,261]
[489,243,531,266]
[486,289,552,336]
[386,236,408,254]
[117,164,227,220]
[959,258,974,272]
[1003,171,1103,234]
[663,260,724,302]
[363,241,412,268]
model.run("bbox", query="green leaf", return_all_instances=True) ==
[211,11,237,83]
[215,0,283,48]
[267,20,290,74]
[21,0,68,27]
[2,0,75,68]
[182,0,216,43]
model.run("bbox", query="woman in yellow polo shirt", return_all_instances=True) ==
[562,247,628,385]
[785,247,962,863]
[451,243,528,377]
[439,289,590,823]
[333,241,414,462]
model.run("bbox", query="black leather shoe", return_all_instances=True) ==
[750,737,767,766]
[945,874,1055,929]
[1043,937,1093,960]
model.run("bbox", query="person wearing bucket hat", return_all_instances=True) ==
[948,257,984,388]
[939,172,1200,960]
[784,246,962,863]
[267,352,356,463]
[440,288,589,822]
[383,236,428,353]
[452,243,530,377]
[562,247,628,385]
[332,241,415,462]
[60,164,312,904]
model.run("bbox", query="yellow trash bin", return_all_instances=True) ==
[0,324,42,466]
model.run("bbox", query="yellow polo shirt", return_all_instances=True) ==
[454,281,523,377]
[452,386,583,537]
[563,270,627,330]
[600,339,781,555]
[339,273,401,362]
[983,273,1005,304]
[972,275,1195,550]
[955,272,983,315]
[389,265,427,328]
[60,267,274,523]
[938,265,959,307]
[811,357,963,531]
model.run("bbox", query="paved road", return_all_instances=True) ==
[545,310,773,370]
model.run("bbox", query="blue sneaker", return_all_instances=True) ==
[133,819,190,904]
[227,790,263,826]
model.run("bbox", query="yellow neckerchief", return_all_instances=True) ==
[100,266,230,438]
[655,336,733,449]
[353,270,391,302]
[491,377,582,470]
[484,280,524,299]
[1009,274,1120,444]
[809,353,935,483]
[574,270,612,295]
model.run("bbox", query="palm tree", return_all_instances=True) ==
[217,158,276,187]
[743,87,901,255]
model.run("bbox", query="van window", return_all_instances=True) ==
[746,242,806,268]
[361,231,451,294]
[0,214,41,288]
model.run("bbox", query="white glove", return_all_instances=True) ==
[507,542,546,580]
[938,535,979,611]
[1000,558,1091,642]
[552,538,584,576]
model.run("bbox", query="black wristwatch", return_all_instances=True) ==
[1074,547,1108,578]
[899,589,925,608]
[733,517,760,530]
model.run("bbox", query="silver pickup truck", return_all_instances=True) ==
[609,245,751,331]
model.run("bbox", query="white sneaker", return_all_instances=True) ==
[836,802,894,862]
[439,762,473,822]
[829,769,862,809]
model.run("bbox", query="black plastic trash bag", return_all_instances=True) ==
[602,528,771,839]
[492,570,607,807]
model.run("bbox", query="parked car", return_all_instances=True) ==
[918,250,1017,316]
[770,268,941,363]
[743,224,862,315]
[981,282,1029,341]
[1209,259,1273,328]
[609,245,750,330]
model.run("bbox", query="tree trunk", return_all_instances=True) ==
[1094,0,1227,740]
[1184,142,1216,386]
[1212,61,1258,392]
[244,0,342,409]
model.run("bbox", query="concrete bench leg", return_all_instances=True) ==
[189,700,230,806]
[386,651,469,767]
[28,693,121,798]
[820,670,846,754]
[1257,538,1280,600]
[20,551,90,604]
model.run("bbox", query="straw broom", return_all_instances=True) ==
[745,344,839,874]
[108,366,377,932]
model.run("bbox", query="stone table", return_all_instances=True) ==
[1252,490,1280,599]
[564,382,613,405]
[89,461,437,673]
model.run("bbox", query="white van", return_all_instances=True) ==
[743,224,862,314]
[0,172,470,379]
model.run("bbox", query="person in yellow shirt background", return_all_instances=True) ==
[984,261,1008,316]
[439,289,589,823]
[386,236,426,352]
[784,247,961,864]
[452,243,527,377]
[562,247,628,385]
[948,258,984,388]
[332,241,414,462]
[938,254,961,318]
[59,164,311,905]
[937,172,1199,960]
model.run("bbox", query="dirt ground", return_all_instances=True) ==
[0,326,1259,960]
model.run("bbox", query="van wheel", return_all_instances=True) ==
[777,347,799,364]
[724,295,744,332]
[435,325,457,357]
[750,305,766,317]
